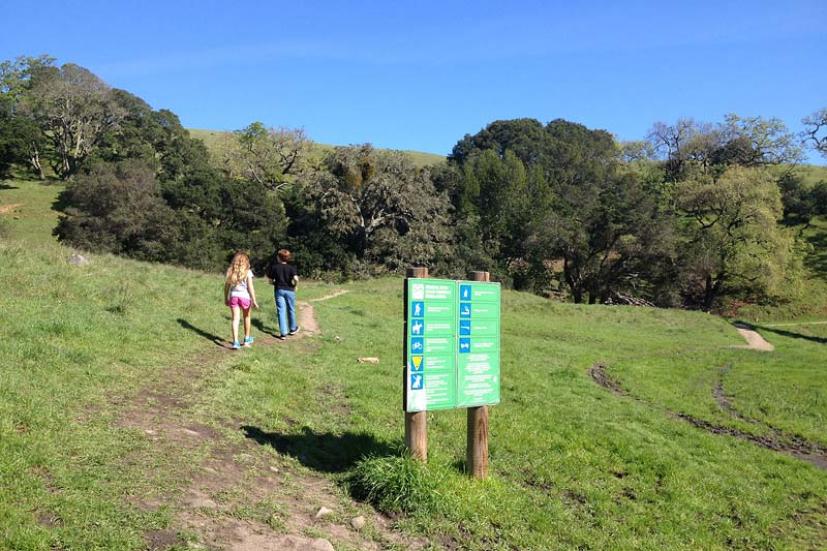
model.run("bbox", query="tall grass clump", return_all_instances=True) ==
[350,455,444,514]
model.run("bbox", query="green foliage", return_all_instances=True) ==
[676,166,796,309]
[212,122,310,191]
[350,456,443,514]
[296,145,454,275]
[54,159,200,263]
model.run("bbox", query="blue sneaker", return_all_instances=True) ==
[231,341,241,350]
[243,336,254,347]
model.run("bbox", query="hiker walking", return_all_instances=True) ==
[224,251,259,350]
[267,249,300,340]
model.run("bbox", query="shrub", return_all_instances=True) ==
[349,455,444,514]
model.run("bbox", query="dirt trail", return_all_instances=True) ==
[589,363,827,471]
[115,287,421,551]
[732,322,774,351]
[296,290,350,335]
[0,202,22,214]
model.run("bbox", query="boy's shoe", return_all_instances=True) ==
[277,335,286,341]
[243,336,254,347]
[288,325,300,336]
[231,341,241,350]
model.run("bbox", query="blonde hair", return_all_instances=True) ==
[225,252,250,287]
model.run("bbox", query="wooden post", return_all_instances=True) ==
[467,270,490,478]
[405,266,428,462]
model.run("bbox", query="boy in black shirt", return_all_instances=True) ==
[266,249,299,339]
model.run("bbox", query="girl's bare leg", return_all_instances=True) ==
[243,308,252,341]
[231,306,241,343]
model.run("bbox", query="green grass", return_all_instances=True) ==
[2,176,827,549]
[188,128,447,169]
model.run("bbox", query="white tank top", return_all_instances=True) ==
[230,270,253,298]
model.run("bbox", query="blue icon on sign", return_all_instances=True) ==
[459,337,471,353]
[460,303,471,318]
[410,337,424,353]
[411,301,424,317]
[410,373,424,390]
[459,319,471,336]
[460,285,472,300]
[410,318,425,335]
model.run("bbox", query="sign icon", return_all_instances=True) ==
[410,374,424,390]
[412,301,424,317]
[460,285,471,300]
[412,283,425,300]
[459,337,471,353]
[411,319,424,335]
[410,337,424,353]
[411,356,424,372]
[460,320,471,336]
[460,303,471,318]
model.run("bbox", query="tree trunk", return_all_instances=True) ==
[702,274,723,311]
[30,146,44,180]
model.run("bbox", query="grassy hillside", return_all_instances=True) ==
[188,128,447,169]
[1,178,826,550]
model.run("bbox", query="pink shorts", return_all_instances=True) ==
[228,296,251,309]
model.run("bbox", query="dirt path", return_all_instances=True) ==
[296,290,350,335]
[589,363,827,471]
[0,202,22,214]
[115,288,421,551]
[732,322,774,351]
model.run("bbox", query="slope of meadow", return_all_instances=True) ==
[1,178,826,550]
[188,128,447,169]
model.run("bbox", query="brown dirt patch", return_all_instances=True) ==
[732,322,774,351]
[144,529,179,550]
[108,287,422,549]
[588,363,627,396]
[0,203,22,215]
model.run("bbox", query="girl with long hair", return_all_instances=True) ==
[224,252,259,349]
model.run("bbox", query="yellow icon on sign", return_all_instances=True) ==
[411,356,424,372]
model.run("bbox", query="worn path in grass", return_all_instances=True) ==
[115,288,421,551]
[733,322,775,351]
[589,363,827,471]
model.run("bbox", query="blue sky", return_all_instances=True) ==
[1,0,825,161]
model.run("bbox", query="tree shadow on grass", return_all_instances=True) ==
[752,324,827,345]
[0,182,19,190]
[241,425,400,473]
[804,229,827,281]
[176,318,226,347]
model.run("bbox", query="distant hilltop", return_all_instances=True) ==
[188,128,447,169]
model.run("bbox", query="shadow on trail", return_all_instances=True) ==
[251,318,279,338]
[241,425,399,473]
[176,318,225,347]
[747,323,827,345]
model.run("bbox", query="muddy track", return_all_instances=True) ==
[589,363,827,471]
[114,288,422,551]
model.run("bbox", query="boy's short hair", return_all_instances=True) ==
[277,249,291,262]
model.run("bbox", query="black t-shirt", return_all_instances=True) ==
[269,262,298,290]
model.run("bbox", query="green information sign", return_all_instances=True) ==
[404,278,501,412]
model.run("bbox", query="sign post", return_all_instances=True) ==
[403,267,500,477]
[466,271,491,479]
[404,267,428,461]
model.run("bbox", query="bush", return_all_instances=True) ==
[349,455,444,514]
